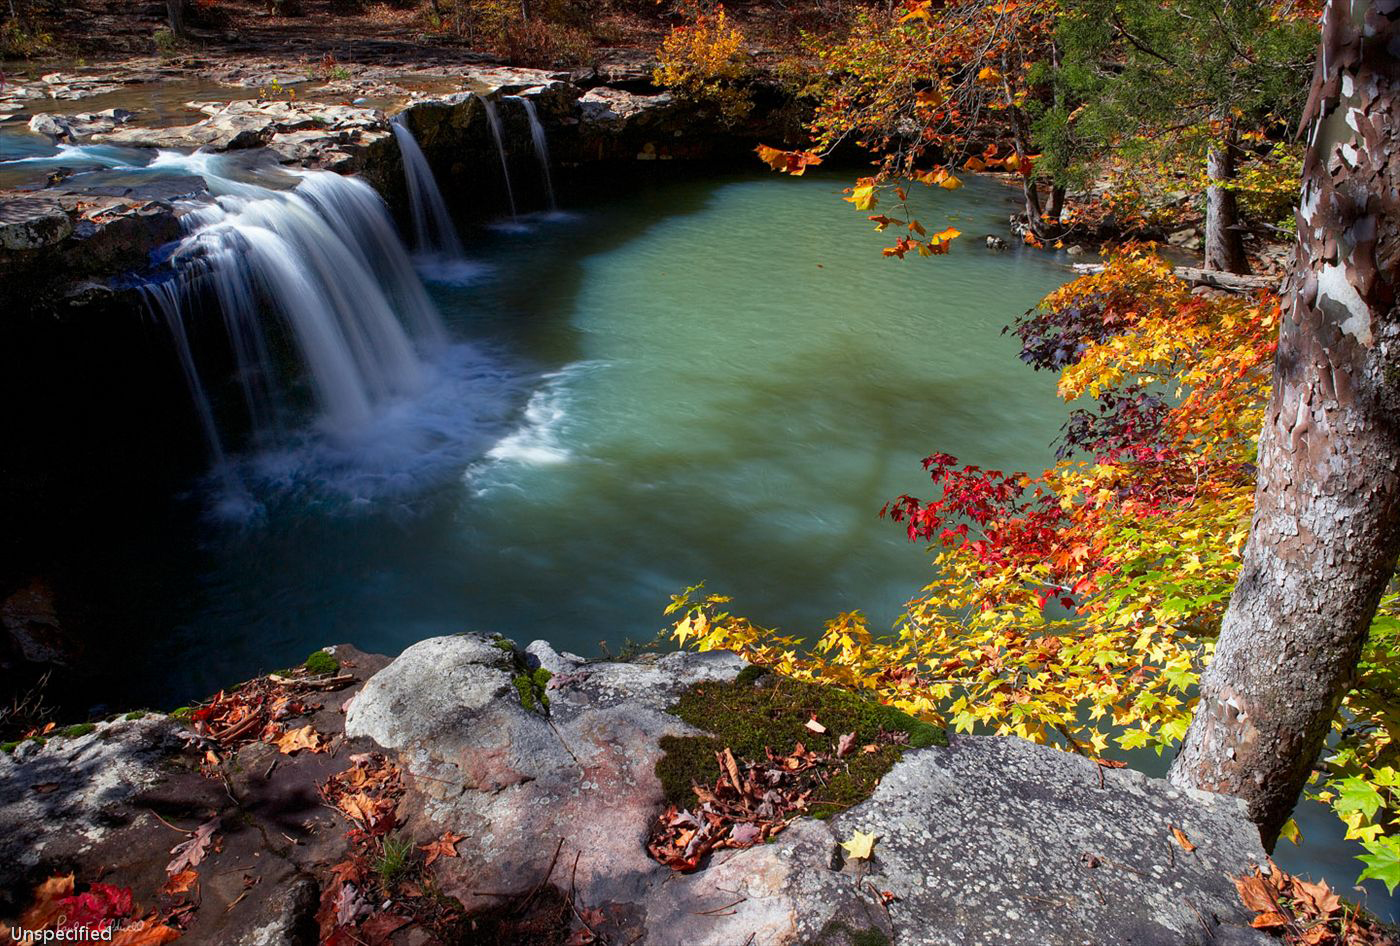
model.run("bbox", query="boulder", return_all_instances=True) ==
[578,87,676,129]
[26,108,135,141]
[346,634,1272,946]
[0,198,74,251]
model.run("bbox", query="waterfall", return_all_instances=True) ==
[390,117,465,258]
[480,97,517,218]
[153,155,448,440]
[511,96,557,211]
[142,280,232,472]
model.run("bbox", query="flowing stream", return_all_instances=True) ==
[2,126,1393,915]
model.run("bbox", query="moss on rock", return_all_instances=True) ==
[656,668,945,818]
[514,667,553,712]
[303,649,340,676]
[57,723,96,740]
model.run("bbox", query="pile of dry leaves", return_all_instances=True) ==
[647,729,890,872]
[1237,862,1398,946]
[316,751,470,946]
[189,672,335,756]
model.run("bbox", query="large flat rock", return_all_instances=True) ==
[344,634,1271,946]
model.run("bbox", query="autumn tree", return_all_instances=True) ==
[795,0,1087,242]
[1054,0,1317,274]
[1167,0,1400,848]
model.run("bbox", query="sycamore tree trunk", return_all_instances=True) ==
[1168,0,1400,847]
[1203,123,1251,275]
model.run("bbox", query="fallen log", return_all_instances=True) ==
[1071,263,1278,293]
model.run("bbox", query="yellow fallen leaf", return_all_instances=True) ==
[1170,825,1196,852]
[840,830,878,861]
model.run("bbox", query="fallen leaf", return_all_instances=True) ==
[840,830,878,861]
[419,831,465,867]
[1235,875,1276,913]
[805,718,827,735]
[19,874,75,930]
[1292,877,1343,917]
[275,725,324,755]
[360,912,411,946]
[162,871,199,896]
[837,732,857,758]
[167,818,220,876]
[1170,826,1196,852]
[111,918,182,946]
[1298,926,1335,946]
[729,823,761,846]
[1249,912,1289,930]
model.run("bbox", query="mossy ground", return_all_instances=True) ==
[656,668,945,818]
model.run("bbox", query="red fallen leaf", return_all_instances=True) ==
[1170,826,1196,852]
[359,912,411,946]
[419,831,465,866]
[59,883,133,928]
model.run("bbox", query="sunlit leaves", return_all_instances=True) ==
[755,145,824,176]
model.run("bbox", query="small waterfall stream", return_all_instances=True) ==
[511,96,557,211]
[390,117,465,258]
[480,97,518,218]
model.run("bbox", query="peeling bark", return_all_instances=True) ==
[1168,0,1400,847]
[1203,124,1251,275]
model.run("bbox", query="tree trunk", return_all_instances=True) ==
[1203,124,1251,275]
[166,0,185,37]
[1168,0,1400,848]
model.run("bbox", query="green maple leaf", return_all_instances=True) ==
[1356,836,1400,895]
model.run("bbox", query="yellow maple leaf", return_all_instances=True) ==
[840,830,878,860]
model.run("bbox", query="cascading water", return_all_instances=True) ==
[151,153,448,440]
[390,116,465,258]
[511,96,557,211]
[480,97,518,218]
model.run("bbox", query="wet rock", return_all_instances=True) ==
[985,234,1008,251]
[0,197,74,250]
[346,634,1271,945]
[27,108,136,141]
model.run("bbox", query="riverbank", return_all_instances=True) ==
[0,634,1294,946]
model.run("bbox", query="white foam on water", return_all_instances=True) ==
[465,362,602,494]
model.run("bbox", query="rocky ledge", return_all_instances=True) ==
[0,633,1272,946]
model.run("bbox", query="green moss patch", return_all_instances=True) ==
[303,649,340,676]
[656,668,945,819]
[514,668,553,712]
[57,723,96,740]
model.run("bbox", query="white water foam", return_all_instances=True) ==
[465,362,602,494]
